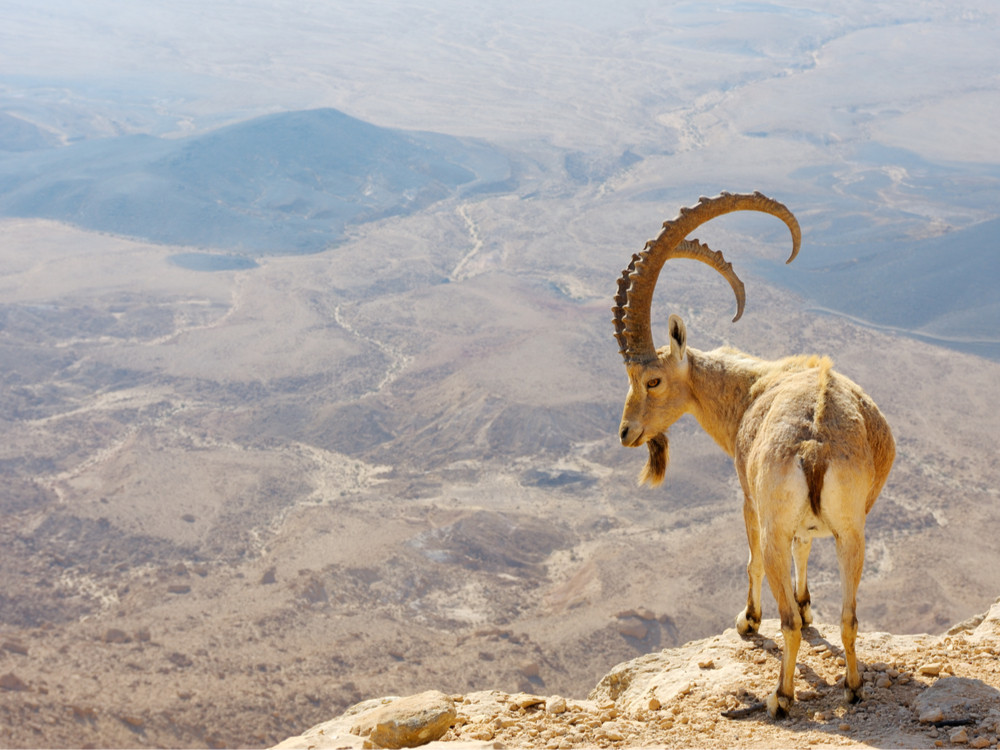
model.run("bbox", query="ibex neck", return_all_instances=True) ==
[685,347,767,456]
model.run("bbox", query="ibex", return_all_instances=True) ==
[612,192,894,719]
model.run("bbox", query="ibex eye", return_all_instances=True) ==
[646,378,661,389]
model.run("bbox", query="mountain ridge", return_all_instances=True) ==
[0,108,511,255]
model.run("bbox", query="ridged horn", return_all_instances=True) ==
[612,191,800,365]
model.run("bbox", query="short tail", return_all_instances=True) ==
[800,357,833,515]
[799,440,827,516]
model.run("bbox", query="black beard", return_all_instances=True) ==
[638,433,669,487]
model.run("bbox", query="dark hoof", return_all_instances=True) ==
[799,602,813,627]
[736,610,760,635]
[766,691,792,719]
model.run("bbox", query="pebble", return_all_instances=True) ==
[969,737,993,749]
[920,663,944,676]
[546,696,567,715]
[948,727,968,744]
[920,708,946,724]
[598,724,624,741]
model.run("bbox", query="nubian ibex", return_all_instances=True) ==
[612,192,895,718]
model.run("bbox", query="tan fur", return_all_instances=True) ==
[619,329,895,719]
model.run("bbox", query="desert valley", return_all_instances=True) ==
[1,1,999,747]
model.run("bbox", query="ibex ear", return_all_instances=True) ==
[667,314,687,361]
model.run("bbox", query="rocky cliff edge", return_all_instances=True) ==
[274,598,1000,749]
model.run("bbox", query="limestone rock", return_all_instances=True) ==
[350,690,456,748]
[545,696,567,714]
[969,597,1000,643]
[512,693,545,710]
[590,626,746,715]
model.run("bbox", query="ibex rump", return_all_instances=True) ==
[612,192,894,718]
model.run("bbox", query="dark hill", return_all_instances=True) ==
[0,112,62,152]
[0,108,511,254]
[757,217,1000,359]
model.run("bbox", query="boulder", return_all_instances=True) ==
[350,690,456,748]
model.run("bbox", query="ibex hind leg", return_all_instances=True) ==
[825,467,870,705]
[835,526,866,704]
[736,495,763,635]
[792,536,813,627]
[763,534,801,719]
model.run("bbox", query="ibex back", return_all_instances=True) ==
[612,192,894,719]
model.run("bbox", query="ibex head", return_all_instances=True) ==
[612,191,801,485]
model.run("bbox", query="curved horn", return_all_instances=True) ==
[612,191,800,365]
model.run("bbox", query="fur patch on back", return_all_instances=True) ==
[812,356,833,427]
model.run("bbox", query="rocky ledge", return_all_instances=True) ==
[275,599,1000,749]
